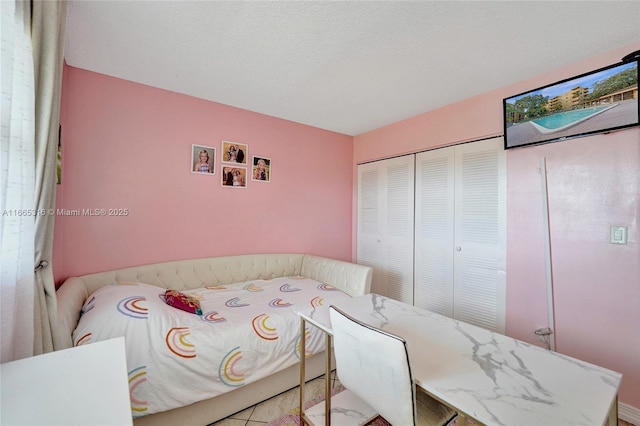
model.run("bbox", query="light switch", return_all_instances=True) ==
[610,226,628,245]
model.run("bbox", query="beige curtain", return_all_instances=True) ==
[31,0,68,354]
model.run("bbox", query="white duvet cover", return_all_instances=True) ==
[72,276,352,417]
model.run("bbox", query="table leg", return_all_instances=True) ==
[299,318,306,425]
[325,333,332,426]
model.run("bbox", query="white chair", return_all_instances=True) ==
[327,305,417,425]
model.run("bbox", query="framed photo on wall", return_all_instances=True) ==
[221,166,247,188]
[222,140,248,165]
[251,156,271,182]
[191,144,216,174]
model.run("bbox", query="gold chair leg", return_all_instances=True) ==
[325,333,332,426]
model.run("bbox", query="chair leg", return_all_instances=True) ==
[325,333,332,425]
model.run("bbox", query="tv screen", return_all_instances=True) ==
[503,59,639,149]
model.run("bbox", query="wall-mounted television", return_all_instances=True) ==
[503,58,639,149]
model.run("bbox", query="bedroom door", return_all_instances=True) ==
[357,155,415,304]
[414,137,506,333]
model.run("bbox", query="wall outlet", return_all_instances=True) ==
[610,226,628,245]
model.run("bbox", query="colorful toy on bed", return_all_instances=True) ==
[164,289,203,315]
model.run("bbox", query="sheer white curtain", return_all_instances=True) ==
[1,0,36,363]
[1,0,68,362]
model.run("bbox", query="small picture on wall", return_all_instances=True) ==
[221,166,247,188]
[191,144,216,174]
[222,140,248,165]
[251,156,271,182]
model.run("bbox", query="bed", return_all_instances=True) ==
[55,253,372,426]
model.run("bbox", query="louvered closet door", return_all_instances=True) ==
[414,148,455,316]
[357,155,415,304]
[414,137,506,333]
[453,137,506,333]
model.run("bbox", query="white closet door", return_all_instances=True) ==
[357,155,415,304]
[414,148,455,316]
[453,137,506,333]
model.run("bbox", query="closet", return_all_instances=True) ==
[357,155,415,304]
[357,137,506,333]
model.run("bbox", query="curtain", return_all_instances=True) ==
[31,0,68,354]
[1,0,36,363]
[0,0,68,362]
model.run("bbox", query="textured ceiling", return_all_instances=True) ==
[63,1,640,136]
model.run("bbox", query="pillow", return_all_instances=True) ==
[164,289,203,315]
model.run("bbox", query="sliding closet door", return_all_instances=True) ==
[453,137,506,333]
[357,155,415,304]
[414,148,455,316]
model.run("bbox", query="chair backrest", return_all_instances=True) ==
[329,305,416,426]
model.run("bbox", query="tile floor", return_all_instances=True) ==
[209,370,457,426]
[209,373,637,426]
[209,372,340,426]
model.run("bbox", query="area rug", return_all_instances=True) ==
[267,385,458,426]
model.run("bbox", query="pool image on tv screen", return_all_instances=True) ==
[503,59,639,149]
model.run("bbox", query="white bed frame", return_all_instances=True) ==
[55,253,372,426]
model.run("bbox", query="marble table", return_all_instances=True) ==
[298,293,622,426]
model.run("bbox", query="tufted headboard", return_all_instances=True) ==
[54,253,372,350]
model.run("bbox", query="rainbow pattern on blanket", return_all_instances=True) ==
[269,298,292,308]
[206,285,227,290]
[75,332,92,346]
[294,328,314,359]
[219,346,245,387]
[252,313,278,340]
[201,311,227,323]
[117,296,148,319]
[165,327,196,358]
[244,283,264,292]
[279,283,300,292]
[225,297,249,308]
[317,283,337,291]
[129,366,148,417]
[310,296,324,308]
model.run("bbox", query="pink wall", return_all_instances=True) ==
[54,66,353,282]
[354,44,640,408]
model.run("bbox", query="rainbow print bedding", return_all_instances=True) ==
[72,276,351,417]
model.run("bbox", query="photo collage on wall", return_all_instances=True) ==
[221,140,248,188]
[190,140,271,187]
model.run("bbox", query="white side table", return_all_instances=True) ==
[1,337,132,425]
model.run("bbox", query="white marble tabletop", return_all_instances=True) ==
[302,293,622,426]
